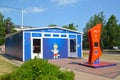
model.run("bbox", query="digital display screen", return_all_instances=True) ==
[94,42,98,47]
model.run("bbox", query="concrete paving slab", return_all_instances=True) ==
[48,58,120,80]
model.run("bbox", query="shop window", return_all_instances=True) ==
[53,34,59,37]
[44,34,51,37]
[61,35,66,37]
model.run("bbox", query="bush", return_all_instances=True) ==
[0,58,74,80]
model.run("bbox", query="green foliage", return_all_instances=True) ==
[0,58,74,80]
[104,15,120,48]
[0,13,5,45]
[62,23,77,31]
[83,12,120,49]
[83,12,105,49]
[0,13,16,45]
[48,24,57,27]
[4,17,17,34]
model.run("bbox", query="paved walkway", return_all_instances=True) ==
[1,54,120,80]
[49,58,120,80]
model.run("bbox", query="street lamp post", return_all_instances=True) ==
[21,9,23,29]
[0,5,24,29]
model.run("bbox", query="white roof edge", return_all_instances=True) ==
[58,27,83,34]
[6,27,83,38]
[23,26,83,34]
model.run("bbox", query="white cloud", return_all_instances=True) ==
[51,0,79,6]
[23,7,46,14]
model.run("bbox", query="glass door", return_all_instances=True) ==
[69,39,77,58]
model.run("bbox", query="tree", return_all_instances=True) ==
[83,12,120,49]
[62,23,77,31]
[0,12,16,45]
[0,13,5,45]
[4,17,16,34]
[118,24,120,46]
[105,15,119,48]
[48,24,57,27]
[83,12,106,49]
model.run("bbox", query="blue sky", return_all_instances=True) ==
[0,0,120,32]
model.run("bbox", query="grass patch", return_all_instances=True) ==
[103,49,120,54]
[83,53,120,61]
[101,54,120,60]
[0,55,18,75]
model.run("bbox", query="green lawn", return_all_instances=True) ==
[83,52,120,61]
[101,54,120,60]
[0,55,18,75]
[103,49,120,52]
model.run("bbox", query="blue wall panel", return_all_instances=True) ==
[5,32,23,60]
[43,38,68,59]
[24,32,31,61]
[77,35,82,58]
